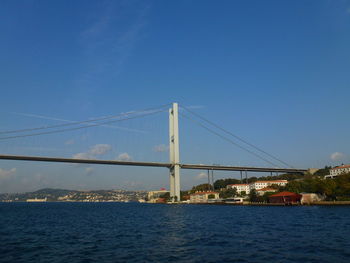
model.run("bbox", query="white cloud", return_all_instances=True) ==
[196,172,207,180]
[117,153,132,161]
[90,144,112,155]
[72,152,89,159]
[153,144,169,152]
[0,168,16,180]
[330,152,345,161]
[73,144,112,159]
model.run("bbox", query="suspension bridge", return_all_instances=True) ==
[0,103,307,202]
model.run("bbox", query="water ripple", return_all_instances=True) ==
[1,203,350,262]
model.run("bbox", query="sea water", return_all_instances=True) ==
[0,203,349,262]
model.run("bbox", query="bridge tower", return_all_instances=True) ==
[169,102,181,202]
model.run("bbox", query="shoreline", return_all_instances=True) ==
[1,201,350,206]
[176,201,350,206]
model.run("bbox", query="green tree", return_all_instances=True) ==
[214,178,241,189]
[285,180,304,193]
[191,183,211,193]
[314,166,331,177]
[320,179,337,200]
[208,194,215,199]
[180,191,190,201]
[249,189,259,202]
[335,173,350,198]
[159,192,170,202]
[219,188,237,198]
[262,191,275,203]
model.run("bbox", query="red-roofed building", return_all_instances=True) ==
[147,189,169,203]
[325,165,350,179]
[190,191,219,203]
[156,198,167,203]
[268,191,302,204]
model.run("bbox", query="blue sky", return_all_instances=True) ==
[0,0,350,193]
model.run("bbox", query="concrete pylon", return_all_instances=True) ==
[169,102,181,202]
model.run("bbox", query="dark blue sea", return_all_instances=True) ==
[0,203,349,263]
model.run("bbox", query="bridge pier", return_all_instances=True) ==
[169,103,181,202]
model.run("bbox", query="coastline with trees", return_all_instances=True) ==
[187,166,350,204]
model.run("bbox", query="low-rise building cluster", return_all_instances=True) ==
[325,165,350,179]
[0,189,147,202]
[226,180,288,194]
[147,189,169,203]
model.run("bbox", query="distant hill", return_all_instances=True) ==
[32,188,75,196]
[0,188,147,202]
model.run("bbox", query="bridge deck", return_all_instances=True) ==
[0,154,307,174]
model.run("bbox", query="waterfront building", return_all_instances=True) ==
[147,189,169,203]
[189,191,219,203]
[268,191,302,204]
[325,165,350,179]
[155,198,167,203]
[26,197,47,202]
[224,197,244,204]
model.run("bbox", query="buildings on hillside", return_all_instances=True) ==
[325,165,350,179]
[227,184,250,194]
[227,180,288,194]
[250,180,287,190]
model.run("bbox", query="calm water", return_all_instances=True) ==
[0,203,349,263]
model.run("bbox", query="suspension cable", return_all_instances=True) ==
[0,108,167,141]
[181,106,293,168]
[0,103,171,135]
[180,112,280,168]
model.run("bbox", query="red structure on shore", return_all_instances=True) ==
[269,191,302,204]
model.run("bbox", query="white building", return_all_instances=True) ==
[227,180,288,195]
[227,184,250,194]
[190,191,219,203]
[325,165,350,179]
[249,180,288,191]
